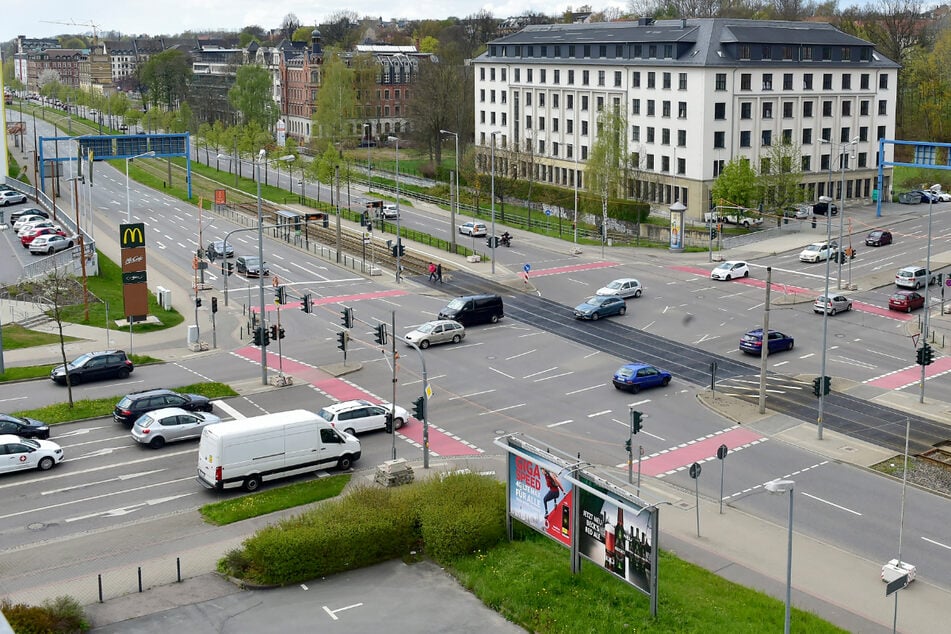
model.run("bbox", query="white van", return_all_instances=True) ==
[381,203,399,219]
[196,409,361,492]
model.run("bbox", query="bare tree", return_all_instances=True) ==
[31,268,88,407]
[280,13,302,40]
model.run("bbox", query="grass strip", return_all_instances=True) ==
[199,474,351,525]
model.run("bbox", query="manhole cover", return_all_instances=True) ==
[27,522,46,530]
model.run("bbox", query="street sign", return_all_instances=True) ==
[425,384,433,399]
[716,444,728,460]
[885,574,909,597]
[523,263,531,273]
[544,208,552,216]
[689,462,702,479]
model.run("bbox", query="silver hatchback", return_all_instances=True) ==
[404,320,465,349]
[813,294,852,315]
[131,407,222,449]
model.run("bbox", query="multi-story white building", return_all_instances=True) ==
[473,18,899,219]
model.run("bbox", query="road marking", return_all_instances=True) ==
[523,366,558,379]
[213,399,246,420]
[566,384,604,395]
[323,603,363,621]
[65,492,196,523]
[478,404,525,415]
[801,492,862,516]
[547,420,573,428]
[489,367,515,379]
[505,349,536,360]
[922,536,951,550]
[450,389,495,400]
[534,371,574,382]
[587,409,612,418]
[0,396,28,404]
[628,399,651,407]
[42,470,167,495]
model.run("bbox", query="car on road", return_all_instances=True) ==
[574,295,627,320]
[236,255,269,277]
[814,294,853,315]
[812,200,838,215]
[710,261,750,281]
[29,234,75,255]
[782,205,813,219]
[50,350,134,385]
[596,278,643,299]
[21,226,66,247]
[799,241,838,263]
[895,266,936,289]
[317,399,408,435]
[739,329,795,355]
[458,221,488,237]
[206,240,234,259]
[0,190,27,206]
[404,320,465,349]
[865,230,892,247]
[9,207,49,223]
[113,388,214,425]
[0,413,51,439]
[888,290,926,312]
[131,407,223,449]
[380,203,400,219]
[612,363,672,393]
[0,435,64,474]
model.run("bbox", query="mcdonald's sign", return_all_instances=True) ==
[120,223,146,249]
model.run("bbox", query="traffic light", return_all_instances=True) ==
[211,297,218,314]
[390,242,405,257]
[336,330,348,352]
[823,375,831,396]
[301,293,312,313]
[486,236,499,249]
[412,396,426,420]
[276,285,287,305]
[341,306,353,329]
[270,324,278,341]
[225,261,233,276]
[624,438,632,452]
[195,296,202,308]
[384,413,393,434]
[812,376,822,397]
[631,410,643,434]
[374,323,387,345]
[710,228,718,240]
[253,326,269,347]
[278,326,286,340]
[918,343,935,366]
[253,327,261,346]
[197,247,206,260]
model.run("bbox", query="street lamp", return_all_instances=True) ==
[255,148,268,386]
[490,131,501,274]
[387,136,403,282]
[821,137,859,289]
[364,123,372,193]
[439,129,459,252]
[125,150,156,223]
[765,479,795,634]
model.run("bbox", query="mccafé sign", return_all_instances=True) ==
[119,223,149,320]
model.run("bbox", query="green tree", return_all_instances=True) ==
[712,158,760,209]
[292,26,314,42]
[312,54,357,144]
[228,65,278,129]
[408,57,459,168]
[586,108,628,235]
[138,49,192,110]
[418,36,439,54]
[758,141,804,220]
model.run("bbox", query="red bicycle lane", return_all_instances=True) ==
[232,347,482,457]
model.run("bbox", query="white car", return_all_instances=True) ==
[596,278,643,299]
[458,221,488,237]
[380,203,400,219]
[813,294,852,315]
[317,399,409,435]
[710,261,750,281]
[799,242,838,263]
[13,215,49,232]
[29,234,75,255]
[0,434,65,474]
[0,190,27,206]
[404,320,465,349]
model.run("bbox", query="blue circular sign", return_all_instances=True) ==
[523,264,531,273]
[544,208,552,216]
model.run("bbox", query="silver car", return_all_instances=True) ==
[813,294,852,315]
[404,320,465,349]
[131,407,222,449]
[596,278,643,298]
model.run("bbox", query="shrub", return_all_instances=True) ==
[1,596,89,633]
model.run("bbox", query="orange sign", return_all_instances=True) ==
[215,189,226,205]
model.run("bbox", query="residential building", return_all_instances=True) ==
[473,18,898,219]
[280,30,324,143]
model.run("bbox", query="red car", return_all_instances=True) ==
[888,290,926,312]
[20,226,65,247]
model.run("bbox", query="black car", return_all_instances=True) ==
[0,413,51,439]
[113,388,214,425]
[812,201,838,215]
[865,229,893,247]
[9,207,49,224]
[50,350,134,386]
[206,240,234,259]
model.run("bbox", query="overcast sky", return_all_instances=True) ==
[2,1,628,42]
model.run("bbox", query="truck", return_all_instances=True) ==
[196,409,361,492]
[703,209,764,228]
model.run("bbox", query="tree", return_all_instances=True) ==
[586,108,628,239]
[320,11,361,49]
[418,36,439,54]
[292,26,315,42]
[30,269,88,407]
[37,69,63,98]
[407,57,459,168]
[281,13,302,40]
[228,65,278,129]
[712,158,759,209]
[312,54,357,144]
[138,49,192,110]
[758,141,804,216]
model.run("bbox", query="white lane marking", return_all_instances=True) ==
[66,492,196,522]
[212,399,247,420]
[534,371,574,382]
[565,384,604,395]
[922,536,951,550]
[449,389,496,400]
[489,367,515,380]
[587,410,611,418]
[505,349,536,360]
[42,470,166,495]
[547,420,573,428]
[523,367,558,379]
[478,404,525,416]
[800,492,862,516]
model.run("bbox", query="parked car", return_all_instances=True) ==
[888,290,926,312]
[404,320,465,349]
[206,240,234,259]
[799,241,838,263]
[612,363,672,393]
[113,388,214,425]
[898,191,922,205]
[596,278,643,299]
[0,435,64,474]
[782,205,813,219]
[0,413,51,439]
[458,221,488,237]
[865,230,892,247]
[0,190,27,206]
[235,255,269,277]
[13,215,49,232]
[812,200,838,215]
[913,189,940,204]
[814,295,852,315]
[21,226,65,247]
[29,234,74,255]
[739,329,795,355]
[131,407,223,448]
[574,295,627,320]
[316,399,408,435]
[50,350,134,385]
[895,266,936,289]
[710,261,749,281]
[9,207,48,223]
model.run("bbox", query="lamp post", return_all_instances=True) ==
[765,479,795,634]
[364,123,372,192]
[125,150,156,223]
[440,129,459,252]
[822,137,859,289]
[254,149,269,385]
[387,136,403,282]
[574,152,579,245]
[490,131,501,275]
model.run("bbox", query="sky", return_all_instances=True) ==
[2,1,628,42]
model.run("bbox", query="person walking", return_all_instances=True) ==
[428,262,437,282]
[436,263,443,284]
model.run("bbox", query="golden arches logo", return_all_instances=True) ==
[120,224,145,248]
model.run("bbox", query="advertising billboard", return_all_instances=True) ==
[505,440,575,547]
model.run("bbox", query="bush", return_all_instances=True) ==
[1,596,89,633]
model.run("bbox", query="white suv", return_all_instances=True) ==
[895,266,937,289]
[799,241,838,263]
[317,400,409,435]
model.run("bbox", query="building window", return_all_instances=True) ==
[647,72,656,89]
[842,47,852,62]
[740,131,751,147]
[879,74,888,89]
[840,127,851,143]
[598,70,605,86]
[740,45,751,60]
[663,72,671,89]
[741,102,752,119]
[678,72,687,90]
[633,44,642,58]
[762,45,772,60]
[567,119,573,133]
[552,94,558,108]
[801,156,811,171]
[821,127,832,142]
[782,129,792,143]
[490,89,496,103]
[632,125,640,142]
[762,130,772,146]
[540,69,546,83]
[842,101,851,116]
[632,99,640,115]
[762,73,772,90]
[582,95,589,110]
[802,128,812,144]
[714,102,726,120]
[822,101,833,117]
[527,69,533,82]
[581,120,588,136]
[480,68,485,80]
[860,100,869,116]
[646,154,654,170]
[664,44,673,58]
[803,74,813,90]
[584,45,591,58]
[539,117,546,130]
[740,73,751,91]
[479,89,485,102]
[597,96,604,111]
[539,93,546,107]
[514,68,520,82]
[678,129,686,147]
[526,115,532,129]
[614,71,622,87]
[553,69,560,84]
[714,130,725,148]
[860,73,869,90]
[661,128,671,145]
[823,73,832,90]
[567,69,574,84]
[662,101,671,117]
[661,156,670,172]
[783,102,794,118]
[632,71,640,87]
[803,101,813,118]
[647,127,655,143]
[678,102,687,118]
[525,92,532,106]
[783,73,793,90]
[582,70,589,85]
[878,99,887,115]
[762,102,773,119]
[842,74,851,90]
[859,126,868,142]
[715,73,726,90]
[647,100,655,116]
[567,95,574,109]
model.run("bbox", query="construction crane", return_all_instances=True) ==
[41,19,102,44]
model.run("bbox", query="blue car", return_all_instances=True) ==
[612,363,672,393]
[739,329,795,355]
[574,295,626,320]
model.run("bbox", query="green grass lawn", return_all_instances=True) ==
[200,474,350,525]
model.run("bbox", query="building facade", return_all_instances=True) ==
[473,19,899,219]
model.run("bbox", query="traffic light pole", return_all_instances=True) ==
[390,310,398,460]
[402,338,430,469]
